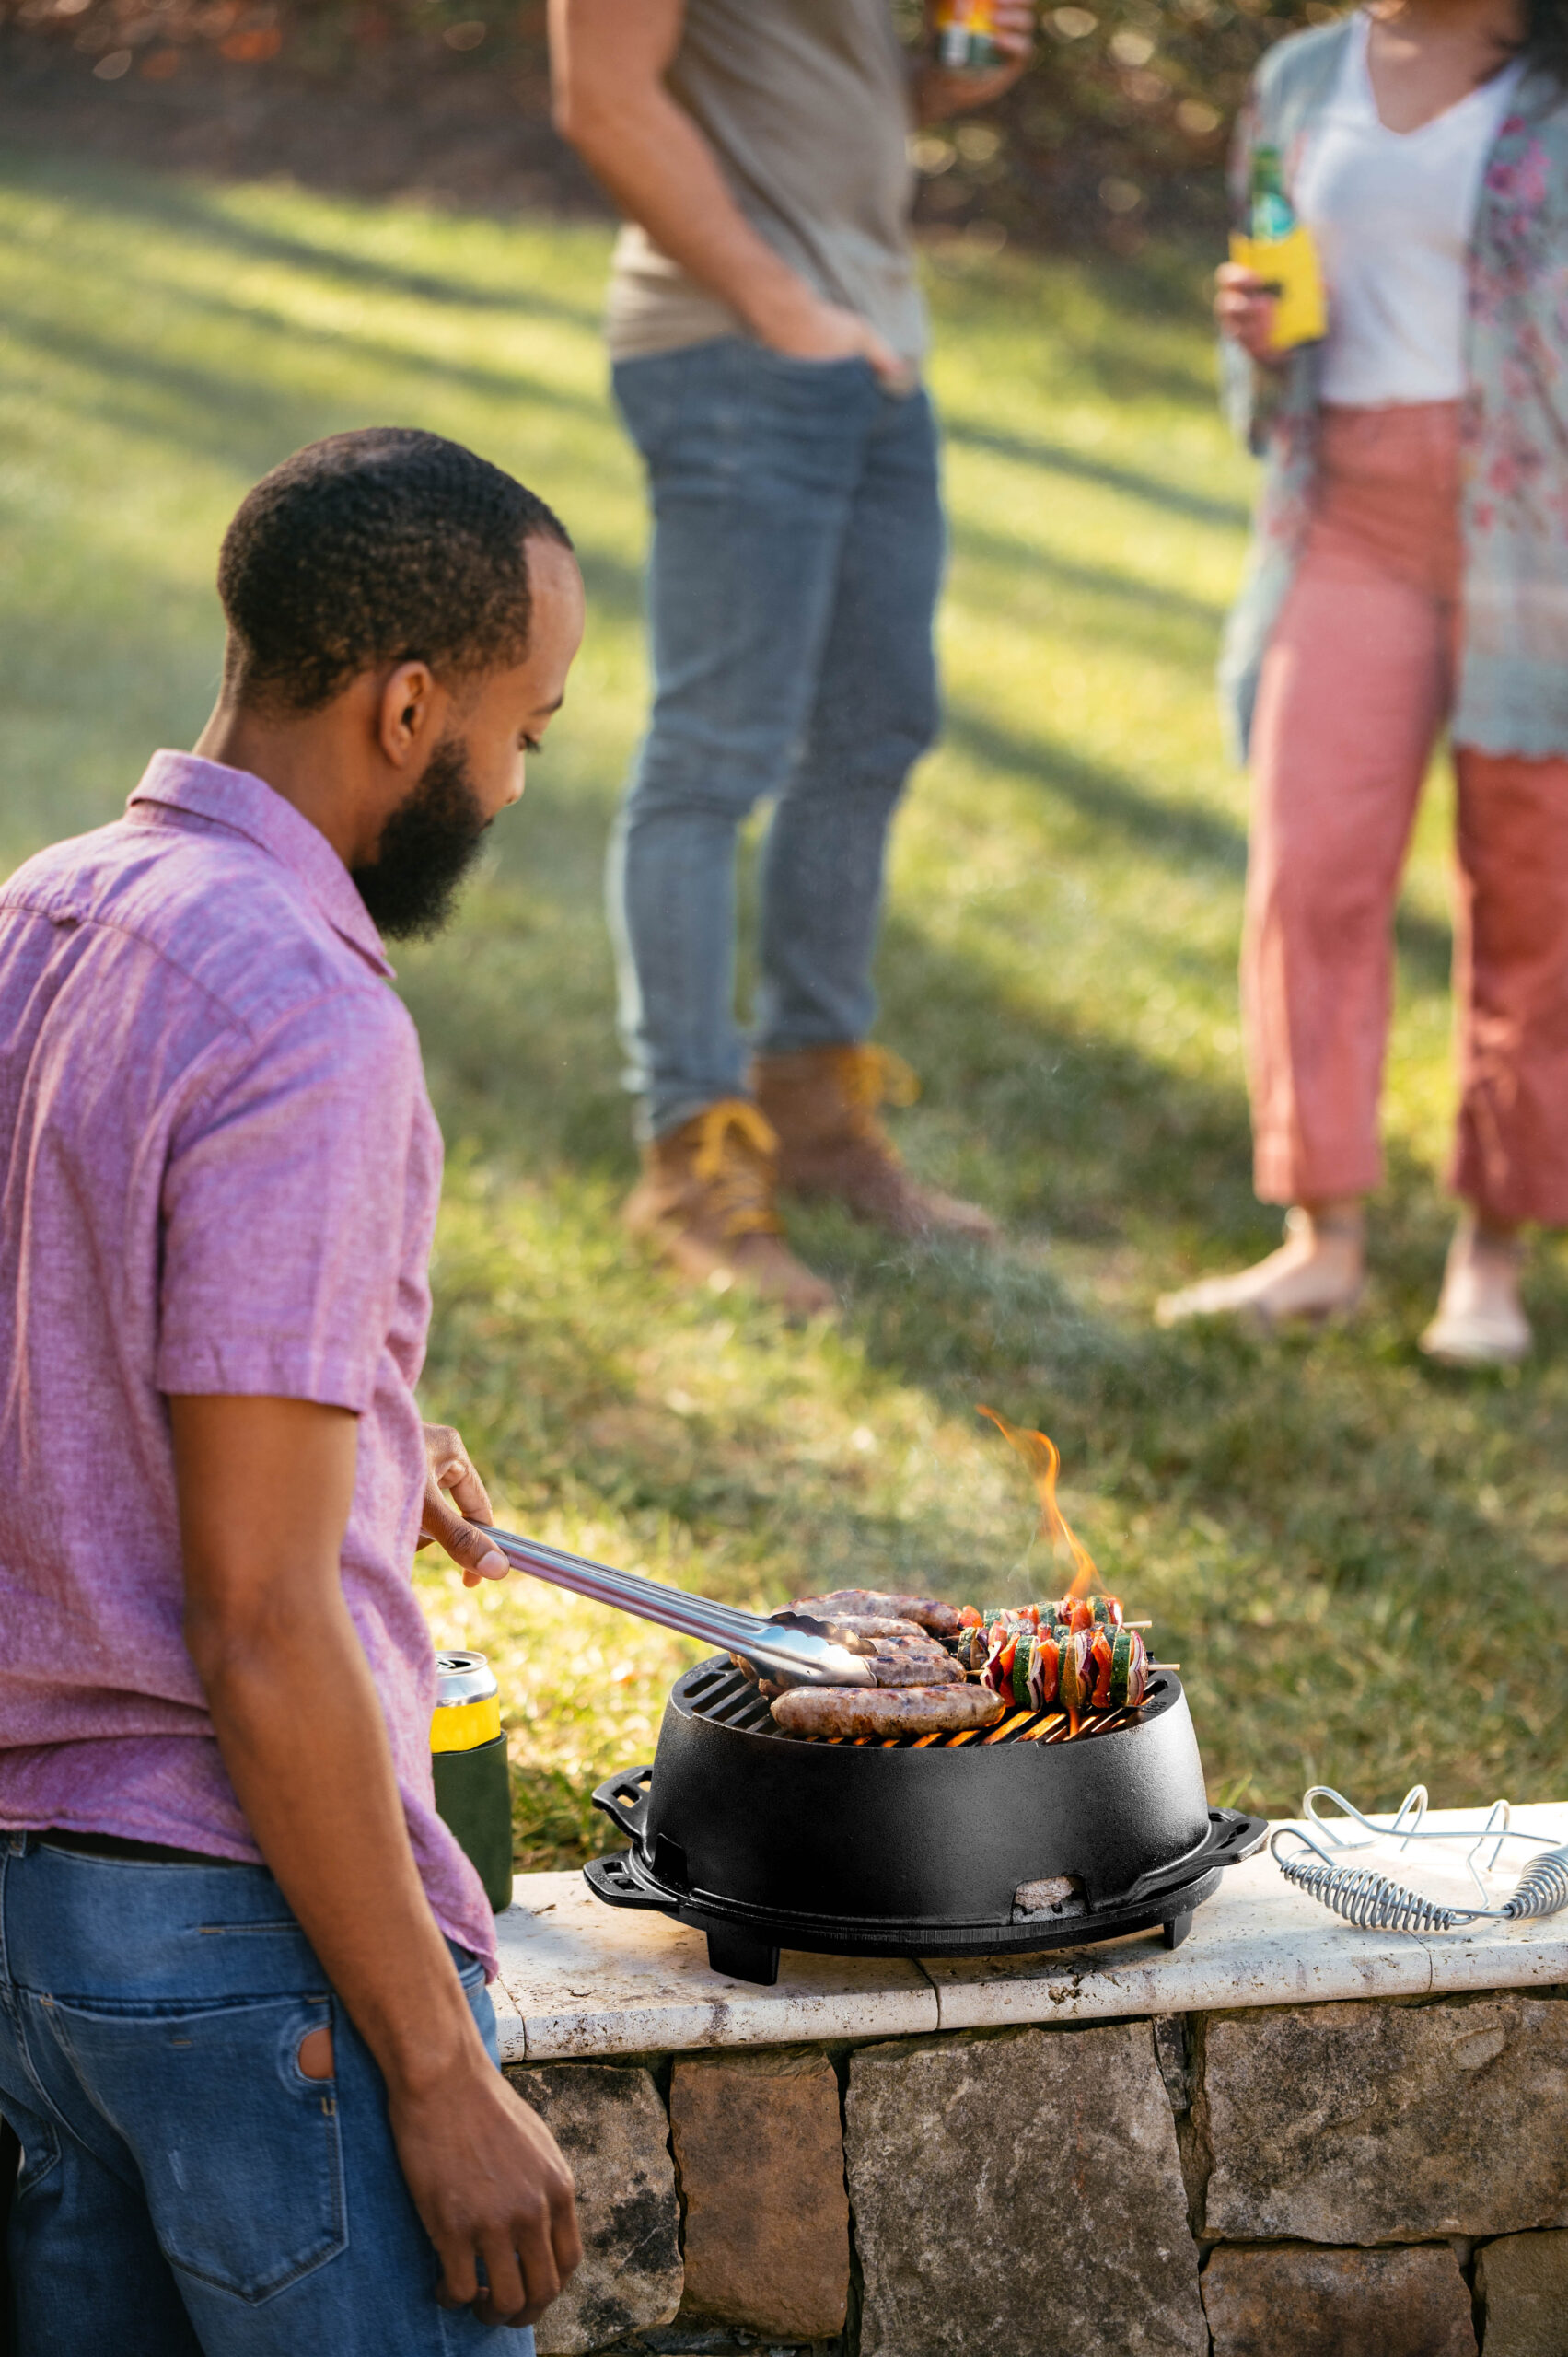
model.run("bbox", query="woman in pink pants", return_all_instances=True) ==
[1159,0,1568,1364]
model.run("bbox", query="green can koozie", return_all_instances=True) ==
[431,1650,514,1914]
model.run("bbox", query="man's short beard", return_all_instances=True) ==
[351,735,489,941]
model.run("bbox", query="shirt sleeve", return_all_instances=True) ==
[156,985,424,1411]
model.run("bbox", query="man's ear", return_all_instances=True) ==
[375,660,445,769]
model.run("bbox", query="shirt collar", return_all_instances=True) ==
[128,750,395,981]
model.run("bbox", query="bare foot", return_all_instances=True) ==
[1156,1206,1365,1331]
[1419,1217,1530,1366]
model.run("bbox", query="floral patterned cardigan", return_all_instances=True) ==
[1221,15,1568,761]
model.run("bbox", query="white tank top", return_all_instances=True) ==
[1295,12,1524,406]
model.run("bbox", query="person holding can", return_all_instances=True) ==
[550,0,1033,1314]
[0,431,586,2352]
[1157,0,1568,1365]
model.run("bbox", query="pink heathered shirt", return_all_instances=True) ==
[0,750,496,1977]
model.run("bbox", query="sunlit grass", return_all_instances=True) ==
[4,145,1566,1864]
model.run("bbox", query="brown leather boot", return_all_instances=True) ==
[622,1098,836,1316]
[751,1044,1000,1244]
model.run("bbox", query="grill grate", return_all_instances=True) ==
[683,1662,1152,1748]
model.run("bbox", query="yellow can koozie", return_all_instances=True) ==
[1230,226,1326,353]
[431,1650,512,1914]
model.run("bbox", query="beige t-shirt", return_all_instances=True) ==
[606,0,926,367]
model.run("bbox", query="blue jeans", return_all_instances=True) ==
[610,339,944,1139]
[0,1836,532,2357]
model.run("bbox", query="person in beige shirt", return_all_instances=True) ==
[552,0,1032,1313]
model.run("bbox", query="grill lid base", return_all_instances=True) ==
[583,1802,1264,1985]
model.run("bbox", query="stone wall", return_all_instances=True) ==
[507,1991,1568,2357]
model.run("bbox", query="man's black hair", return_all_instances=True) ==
[217,428,572,714]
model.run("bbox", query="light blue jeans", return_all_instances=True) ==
[610,338,945,1139]
[0,1835,532,2356]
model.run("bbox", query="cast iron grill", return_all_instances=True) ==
[586,1654,1266,1984]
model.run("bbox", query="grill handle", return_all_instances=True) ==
[472,1522,877,1687]
[591,1765,654,1846]
[583,1854,669,1914]
[1119,1808,1269,1904]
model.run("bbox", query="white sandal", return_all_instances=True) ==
[1418,1231,1531,1367]
[1418,1298,1531,1366]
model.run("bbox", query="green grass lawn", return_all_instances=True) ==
[5,145,1566,1868]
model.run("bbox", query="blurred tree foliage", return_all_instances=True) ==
[0,0,1337,242]
[0,0,552,86]
[905,0,1336,244]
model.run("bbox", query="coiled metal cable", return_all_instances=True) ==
[1503,1845,1568,1920]
[1273,1849,1463,1933]
[1270,1788,1568,1934]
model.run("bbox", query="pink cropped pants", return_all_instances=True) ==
[1245,400,1568,1226]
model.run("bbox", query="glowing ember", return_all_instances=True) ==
[976,1405,1099,1600]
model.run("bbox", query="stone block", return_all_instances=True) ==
[845,2022,1206,2357]
[506,2062,682,2357]
[1202,2243,1475,2357]
[1202,1997,1568,2241]
[1476,2230,1568,2357]
[669,2047,849,2341]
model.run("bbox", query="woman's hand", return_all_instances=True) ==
[1215,261,1282,363]
[418,1422,510,1586]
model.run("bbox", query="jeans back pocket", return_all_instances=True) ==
[50,1991,345,2303]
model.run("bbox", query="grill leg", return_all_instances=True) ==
[705,1926,781,1985]
[1163,1910,1193,1951]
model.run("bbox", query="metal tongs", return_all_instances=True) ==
[474,1521,877,1688]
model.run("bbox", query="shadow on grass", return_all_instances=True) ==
[950,519,1230,652]
[0,145,607,329]
[945,417,1251,534]
[2,299,621,481]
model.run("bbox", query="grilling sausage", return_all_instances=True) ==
[821,1619,963,1687]
[772,1684,1005,1737]
[786,1587,963,1639]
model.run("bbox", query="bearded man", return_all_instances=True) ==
[0,430,585,2355]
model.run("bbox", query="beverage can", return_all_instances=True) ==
[933,0,1006,71]
[431,1648,501,1750]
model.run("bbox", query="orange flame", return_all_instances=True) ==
[976,1405,1099,1600]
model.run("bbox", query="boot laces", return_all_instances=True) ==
[838,1045,921,1147]
[690,1100,783,1239]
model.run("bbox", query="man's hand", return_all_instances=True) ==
[552,0,912,390]
[419,1421,510,1587]
[394,2061,582,2327]
[749,280,912,389]
[1215,261,1282,363]
[917,0,1035,122]
[170,1393,580,2326]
